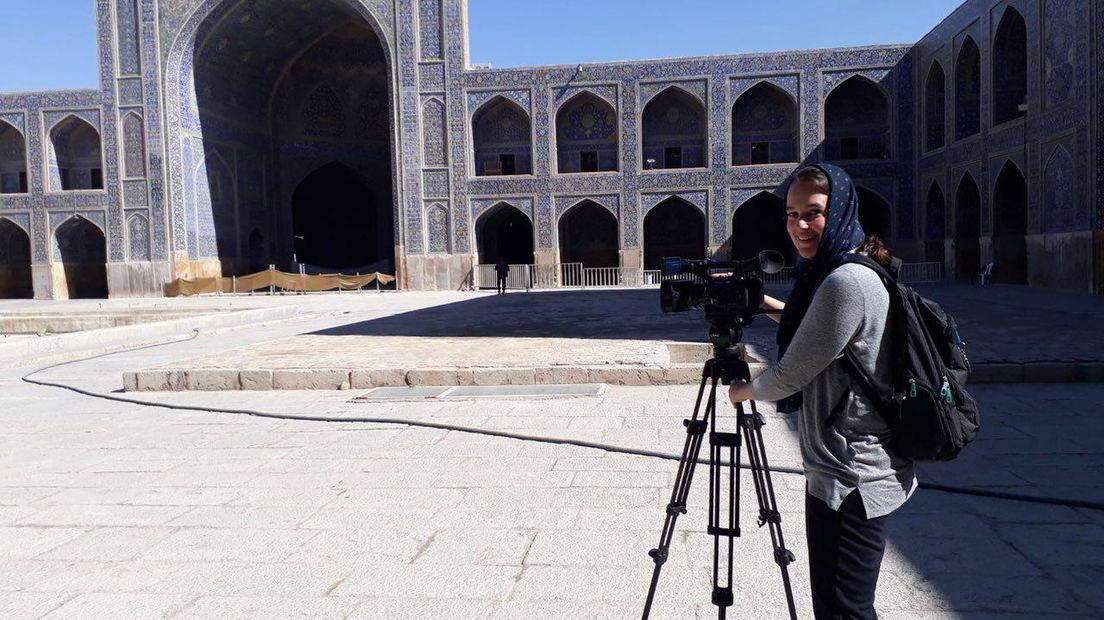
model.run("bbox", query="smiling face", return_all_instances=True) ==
[786,179,829,259]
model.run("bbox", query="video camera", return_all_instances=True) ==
[659,251,785,328]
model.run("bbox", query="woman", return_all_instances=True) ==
[728,163,915,620]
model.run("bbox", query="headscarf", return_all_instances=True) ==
[774,163,867,412]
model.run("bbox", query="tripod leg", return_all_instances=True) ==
[740,400,799,620]
[709,391,740,619]
[642,363,714,620]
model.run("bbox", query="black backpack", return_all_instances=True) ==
[830,254,980,461]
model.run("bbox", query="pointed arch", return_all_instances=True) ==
[731,191,793,265]
[54,215,108,299]
[1043,145,1077,232]
[426,203,451,253]
[993,6,1028,125]
[924,180,946,263]
[731,81,798,165]
[558,199,619,268]
[954,171,981,280]
[824,75,890,160]
[121,111,146,178]
[475,201,534,264]
[0,120,27,194]
[855,185,893,240]
[641,86,707,170]
[955,36,981,139]
[0,217,33,298]
[991,160,1028,283]
[291,162,384,269]
[126,211,151,261]
[421,97,448,167]
[555,91,618,173]
[642,196,705,270]
[47,115,103,191]
[472,96,532,176]
[924,60,946,151]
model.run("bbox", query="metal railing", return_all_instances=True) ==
[898,261,943,284]
[476,262,945,290]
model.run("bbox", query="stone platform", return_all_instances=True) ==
[112,281,1104,391]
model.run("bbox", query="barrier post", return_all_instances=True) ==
[232,275,237,294]
[269,264,276,295]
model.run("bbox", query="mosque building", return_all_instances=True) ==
[0,0,1099,298]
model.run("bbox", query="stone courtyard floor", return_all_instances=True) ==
[1,285,1103,618]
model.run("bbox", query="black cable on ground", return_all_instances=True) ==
[20,332,1104,512]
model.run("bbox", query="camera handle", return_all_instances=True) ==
[642,350,798,620]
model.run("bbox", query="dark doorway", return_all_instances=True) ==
[641,87,706,170]
[731,192,794,265]
[955,37,981,140]
[992,162,1028,284]
[992,7,1027,126]
[856,186,892,241]
[643,197,705,270]
[55,217,107,299]
[925,182,946,263]
[477,204,534,265]
[558,200,618,267]
[292,163,380,270]
[925,61,946,151]
[824,76,890,161]
[0,219,33,298]
[954,174,981,281]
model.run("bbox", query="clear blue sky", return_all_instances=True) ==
[0,1,964,91]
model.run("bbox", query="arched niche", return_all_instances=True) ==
[0,218,32,298]
[924,181,946,263]
[954,172,981,281]
[556,92,618,174]
[731,192,794,265]
[0,121,27,194]
[993,7,1028,126]
[641,87,706,170]
[54,216,108,299]
[48,116,103,191]
[955,37,981,140]
[291,162,383,270]
[476,203,534,264]
[924,61,946,151]
[991,161,1028,284]
[731,82,798,166]
[824,76,890,161]
[558,200,619,267]
[856,186,892,241]
[472,97,533,176]
[642,197,705,270]
[179,0,396,277]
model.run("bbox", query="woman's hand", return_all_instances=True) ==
[728,380,754,406]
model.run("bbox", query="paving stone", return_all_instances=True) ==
[176,596,361,620]
[332,564,520,599]
[0,592,71,618]
[0,526,86,559]
[185,368,240,391]
[138,528,317,563]
[238,369,273,390]
[272,369,349,390]
[37,527,174,561]
[414,529,533,566]
[43,593,194,619]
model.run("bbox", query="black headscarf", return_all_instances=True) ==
[775,163,867,412]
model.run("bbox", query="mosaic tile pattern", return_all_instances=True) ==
[0,0,1093,295]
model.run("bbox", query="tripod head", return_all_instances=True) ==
[706,315,754,385]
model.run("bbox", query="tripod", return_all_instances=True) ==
[642,331,798,620]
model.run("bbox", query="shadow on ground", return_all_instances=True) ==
[311,288,778,342]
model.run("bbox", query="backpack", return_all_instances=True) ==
[829,254,980,461]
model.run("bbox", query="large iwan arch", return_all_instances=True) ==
[166,0,398,279]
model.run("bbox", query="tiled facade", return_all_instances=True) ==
[0,0,1097,297]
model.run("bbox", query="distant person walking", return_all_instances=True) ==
[494,257,509,295]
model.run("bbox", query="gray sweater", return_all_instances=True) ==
[751,262,916,518]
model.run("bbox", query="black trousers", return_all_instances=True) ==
[496,276,507,294]
[805,491,888,620]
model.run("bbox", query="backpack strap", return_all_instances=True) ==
[822,254,900,427]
